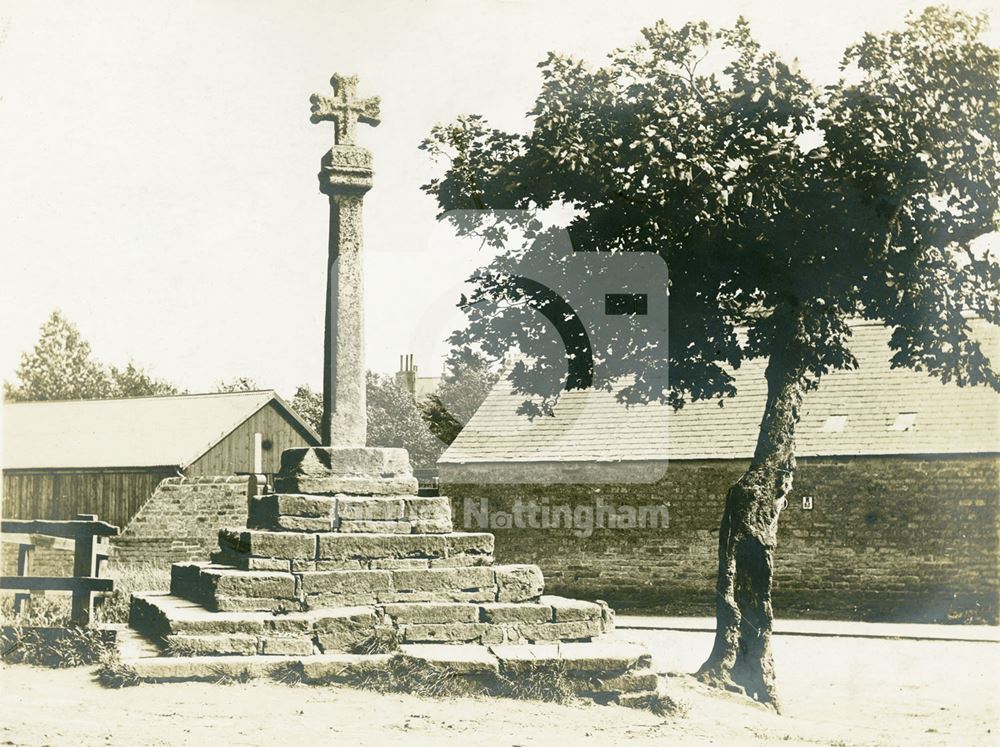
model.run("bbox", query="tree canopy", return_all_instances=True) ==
[4,311,178,401]
[421,7,999,410]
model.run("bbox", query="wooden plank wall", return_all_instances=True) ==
[185,402,317,477]
[1,468,176,529]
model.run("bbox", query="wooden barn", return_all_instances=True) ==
[2,391,320,529]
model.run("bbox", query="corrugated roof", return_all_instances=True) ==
[440,320,1000,465]
[2,390,317,470]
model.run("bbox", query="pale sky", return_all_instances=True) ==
[1,0,996,397]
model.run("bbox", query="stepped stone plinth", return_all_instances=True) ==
[126,445,657,705]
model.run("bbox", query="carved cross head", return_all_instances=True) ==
[309,74,381,146]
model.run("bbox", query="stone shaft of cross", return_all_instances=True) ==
[311,74,381,446]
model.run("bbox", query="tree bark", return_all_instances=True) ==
[695,334,808,710]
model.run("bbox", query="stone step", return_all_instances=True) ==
[212,529,493,571]
[129,592,615,656]
[116,631,659,707]
[247,494,452,534]
[170,560,546,612]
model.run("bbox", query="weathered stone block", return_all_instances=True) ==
[259,636,315,656]
[480,602,552,624]
[494,565,544,602]
[445,533,495,557]
[403,497,451,522]
[429,554,494,568]
[541,595,603,622]
[401,622,490,643]
[202,568,297,599]
[315,559,364,571]
[305,592,383,608]
[170,562,211,602]
[517,619,602,642]
[313,606,379,652]
[399,643,499,675]
[219,529,316,560]
[370,558,429,570]
[299,653,394,682]
[212,597,299,613]
[337,497,404,521]
[391,589,496,604]
[382,602,479,624]
[317,533,447,560]
[490,643,561,674]
[410,518,453,534]
[557,641,652,673]
[247,494,337,531]
[391,567,495,593]
[338,519,411,534]
[579,671,660,694]
[166,633,258,656]
[300,569,393,596]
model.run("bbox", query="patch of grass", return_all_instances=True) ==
[95,650,142,688]
[270,661,305,685]
[495,661,577,703]
[626,690,689,718]
[210,666,255,685]
[350,625,400,655]
[1,623,115,668]
[95,563,170,625]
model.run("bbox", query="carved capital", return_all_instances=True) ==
[319,146,374,195]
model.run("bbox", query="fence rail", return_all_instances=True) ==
[1,514,119,625]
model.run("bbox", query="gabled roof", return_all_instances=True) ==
[2,390,320,470]
[440,320,1000,466]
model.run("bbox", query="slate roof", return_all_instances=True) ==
[2,390,319,470]
[440,320,1000,465]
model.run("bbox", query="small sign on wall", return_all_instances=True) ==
[802,495,814,510]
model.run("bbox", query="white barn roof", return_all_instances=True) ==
[2,390,317,470]
[440,320,1000,467]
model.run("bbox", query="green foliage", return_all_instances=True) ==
[421,348,499,445]
[95,651,142,688]
[1,624,115,668]
[290,383,323,432]
[421,7,1000,411]
[4,311,112,401]
[289,379,444,467]
[367,372,445,468]
[4,310,180,402]
[108,361,178,398]
[214,376,260,393]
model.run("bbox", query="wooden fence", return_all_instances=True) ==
[1,514,118,625]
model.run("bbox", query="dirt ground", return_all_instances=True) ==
[1,628,996,747]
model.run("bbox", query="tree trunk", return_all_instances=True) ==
[695,338,808,710]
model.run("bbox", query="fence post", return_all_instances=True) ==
[12,543,35,616]
[70,513,98,625]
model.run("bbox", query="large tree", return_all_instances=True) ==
[420,7,999,707]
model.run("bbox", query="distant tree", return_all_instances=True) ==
[215,377,260,393]
[4,311,111,401]
[367,372,444,469]
[421,7,999,707]
[289,384,323,433]
[422,348,499,445]
[108,361,179,398]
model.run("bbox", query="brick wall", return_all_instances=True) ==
[111,476,250,567]
[443,455,999,623]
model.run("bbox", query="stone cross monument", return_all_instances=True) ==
[309,74,381,446]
